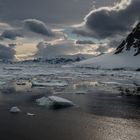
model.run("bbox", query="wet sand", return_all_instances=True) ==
[0,89,140,140]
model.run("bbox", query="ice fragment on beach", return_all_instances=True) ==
[36,96,74,109]
[10,106,21,113]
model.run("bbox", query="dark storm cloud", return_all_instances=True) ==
[1,30,23,40]
[24,19,54,36]
[74,0,140,39]
[0,0,94,24]
[0,44,16,60]
[75,40,95,44]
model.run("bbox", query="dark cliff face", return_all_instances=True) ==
[115,22,140,56]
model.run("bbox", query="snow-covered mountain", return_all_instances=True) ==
[19,54,94,64]
[75,22,140,70]
[115,22,140,56]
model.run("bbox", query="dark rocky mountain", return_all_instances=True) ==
[115,22,140,56]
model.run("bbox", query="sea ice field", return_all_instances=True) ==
[0,63,140,140]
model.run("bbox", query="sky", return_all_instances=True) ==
[0,0,139,61]
[0,0,117,25]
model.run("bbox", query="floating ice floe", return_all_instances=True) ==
[16,81,26,85]
[10,106,21,113]
[3,67,22,71]
[0,81,6,86]
[117,96,122,98]
[31,80,68,87]
[75,91,87,94]
[36,96,74,109]
[101,81,135,87]
[27,112,35,116]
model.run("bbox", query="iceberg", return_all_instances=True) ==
[36,97,53,106]
[10,106,21,113]
[36,96,74,109]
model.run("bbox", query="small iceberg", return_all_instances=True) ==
[27,112,35,116]
[31,80,68,87]
[36,96,74,109]
[10,106,21,113]
[75,90,87,95]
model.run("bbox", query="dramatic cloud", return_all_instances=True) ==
[1,30,23,40]
[74,0,140,39]
[75,40,95,44]
[95,44,108,52]
[36,40,82,58]
[0,44,16,60]
[24,19,55,36]
[35,39,101,58]
[0,0,94,24]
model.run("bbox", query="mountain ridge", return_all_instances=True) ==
[115,22,140,56]
[74,22,140,69]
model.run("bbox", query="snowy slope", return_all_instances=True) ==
[75,52,140,69]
